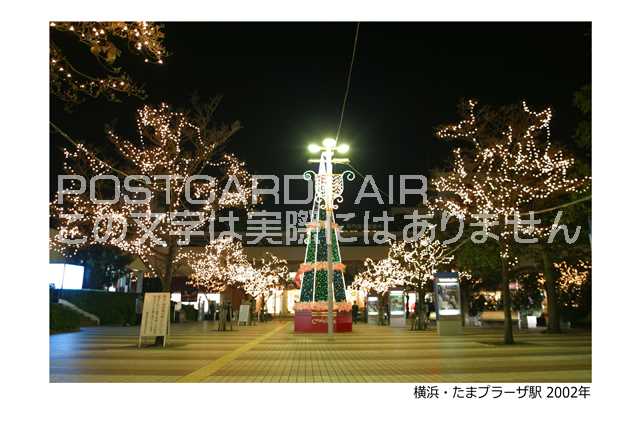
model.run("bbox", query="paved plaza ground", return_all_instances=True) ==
[50,320,591,383]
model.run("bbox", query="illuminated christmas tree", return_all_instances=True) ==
[298,203,349,303]
[294,138,353,332]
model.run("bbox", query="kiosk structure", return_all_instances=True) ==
[433,272,463,336]
[366,296,378,325]
[388,290,406,327]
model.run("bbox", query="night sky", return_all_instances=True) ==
[50,22,591,213]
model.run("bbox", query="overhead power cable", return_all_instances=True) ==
[335,23,360,143]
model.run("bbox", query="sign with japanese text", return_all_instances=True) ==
[138,292,171,347]
[238,304,250,325]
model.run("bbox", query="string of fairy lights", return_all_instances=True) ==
[353,100,590,312]
[51,103,253,283]
[50,22,166,104]
[553,260,592,308]
[353,257,403,295]
[430,100,591,267]
[434,101,589,208]
[177,238,289,301]
[54,101,284,298]
[353,238,454,295]
[50,20,591,313]
[50,22,165,61]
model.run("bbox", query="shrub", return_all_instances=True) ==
[183,304,198,321]
[50,303,95,333]
[57,289,138,326]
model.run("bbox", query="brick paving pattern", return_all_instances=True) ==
[50,321,591,383]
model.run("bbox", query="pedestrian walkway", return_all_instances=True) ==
[50,321,591,382]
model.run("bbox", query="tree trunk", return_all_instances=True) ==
[500,257,515,344]
[460,285,467,327]
[416,286,426,331]
[162,237,177,292]
[156,237,177,346]
[377,295,385,326]
[541,248,562,333]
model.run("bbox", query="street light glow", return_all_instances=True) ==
[308,144,321,153]
[322,137,337,148]
[336,144,349,154]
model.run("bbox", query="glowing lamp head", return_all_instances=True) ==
[322,137,337,149]
[336,144,349,154]
[308,144,321,153]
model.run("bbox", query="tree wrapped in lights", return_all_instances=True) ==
[431,100,590,343]
[244,253,289,319]
[353,257,403,297]
[181,241,288,320]
[455,269,483,319]
[354,238,452,330]
[554,260,591,318]
[177,238,249,293]
[388,238,453,330]
[50,21,166,107]
[510,260,590,325]
[353,257,405,325]
[50,100,252,292]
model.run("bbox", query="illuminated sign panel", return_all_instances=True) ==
[48,263,84,290]
[434,272,461,317]
[389,291,405,316]
[367,296,378,315]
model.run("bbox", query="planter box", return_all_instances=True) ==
[294,310,352,333]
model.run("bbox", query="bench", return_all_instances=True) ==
[479,311,519,327]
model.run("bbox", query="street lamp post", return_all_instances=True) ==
[325,156,335,337]
[308,138,349,337]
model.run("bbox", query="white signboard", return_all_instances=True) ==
[238,304,250,325]
[138,292,171,347]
